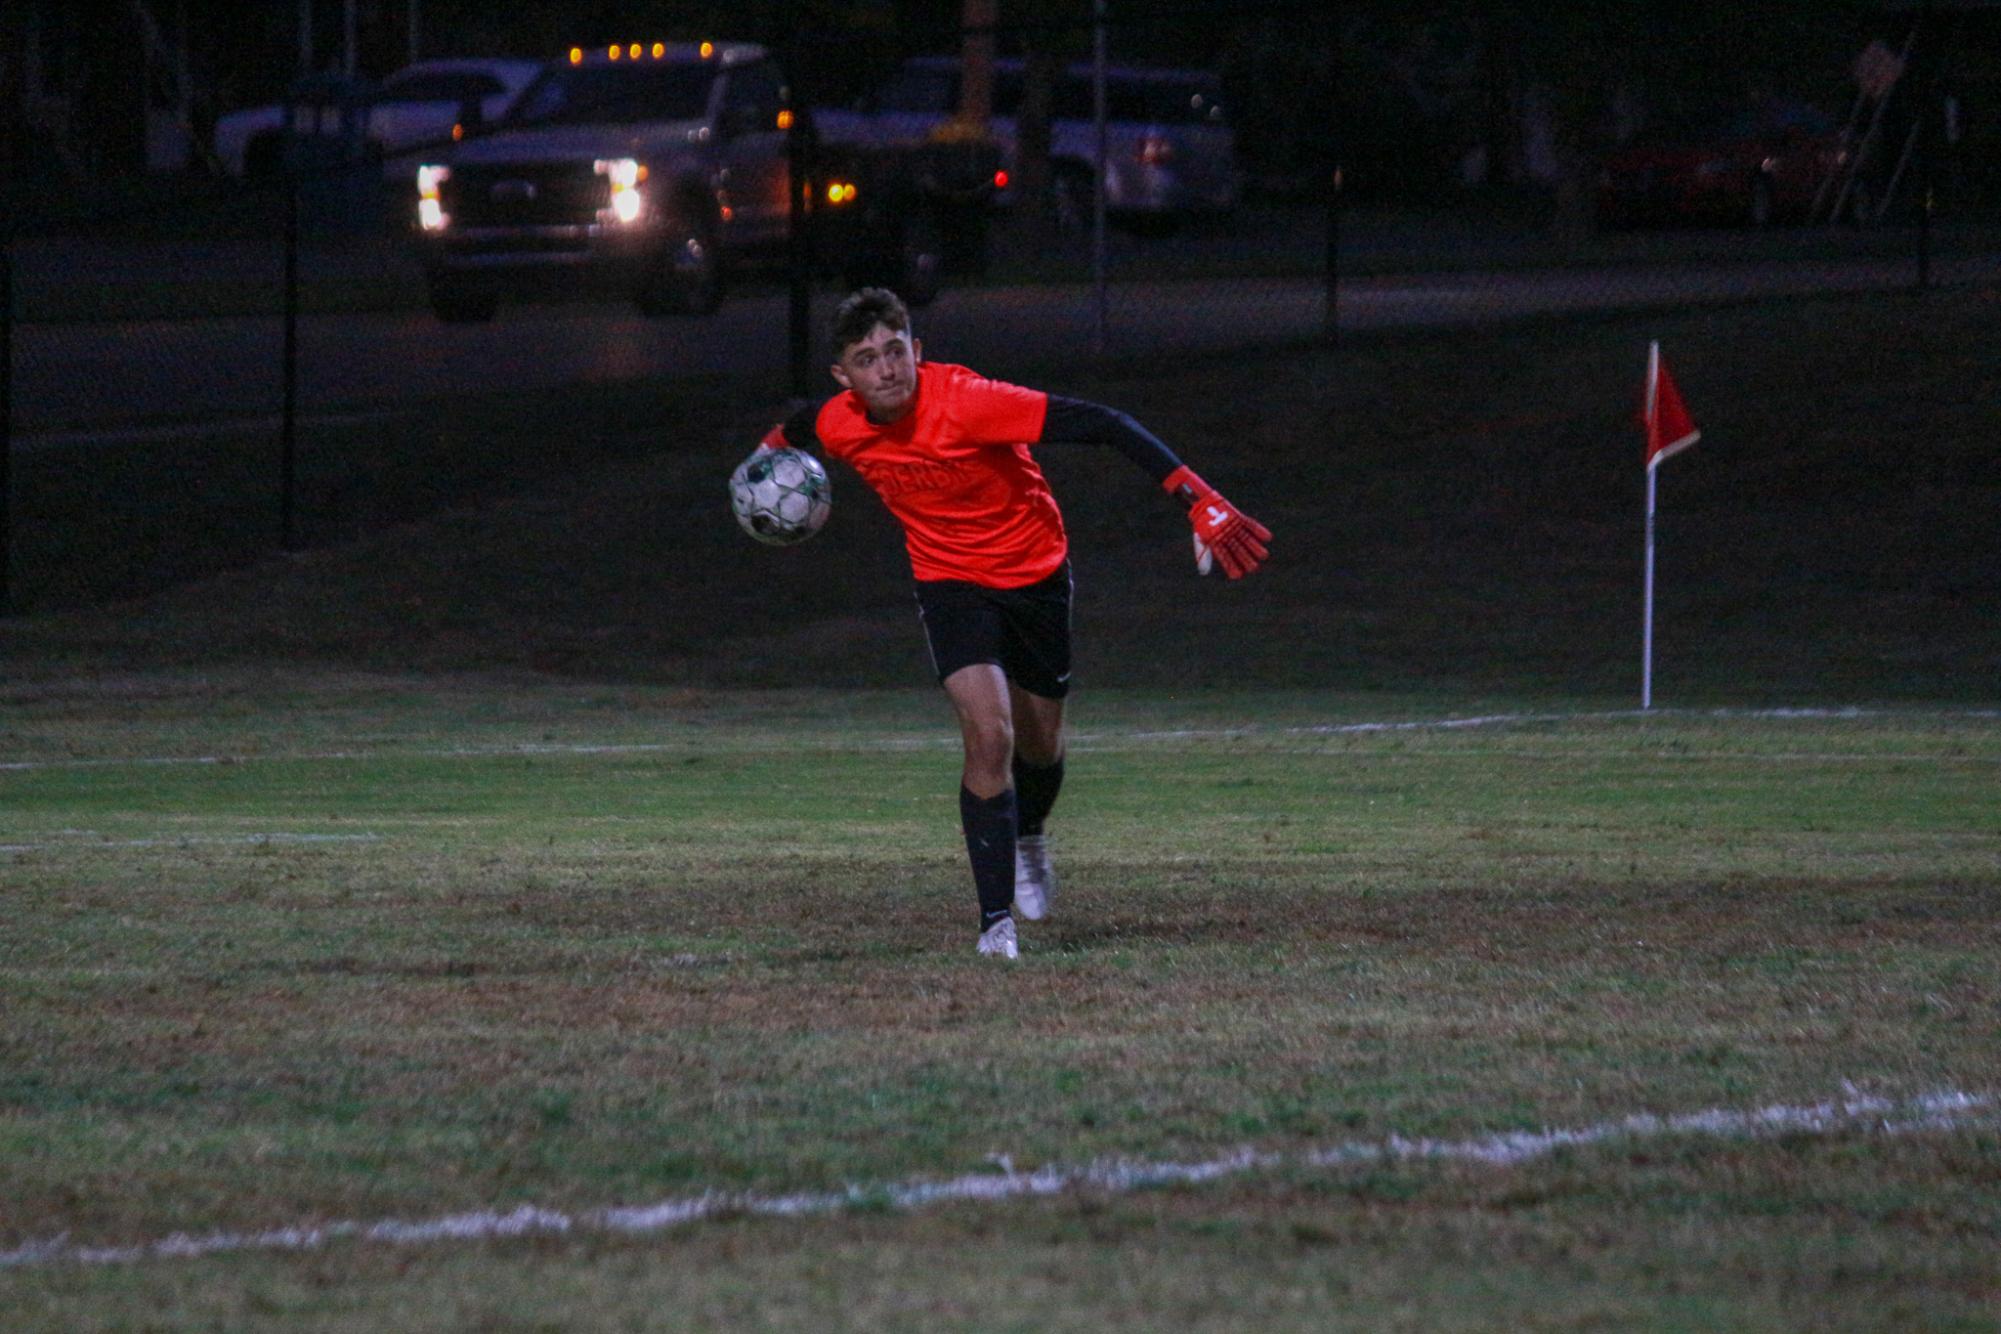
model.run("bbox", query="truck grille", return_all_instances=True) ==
[444,163,609,227]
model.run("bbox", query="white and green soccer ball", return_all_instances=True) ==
[729,446,833,546]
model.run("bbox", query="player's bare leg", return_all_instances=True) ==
[944,664,1015,797]
[1007,683,1064,921]
[943,664,1020,956]
[1008,683,1065,769]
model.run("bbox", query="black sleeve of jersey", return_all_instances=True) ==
[1038,395,1184,485]
[774,400,826,452]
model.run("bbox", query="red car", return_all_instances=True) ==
[1597,100,1865,228]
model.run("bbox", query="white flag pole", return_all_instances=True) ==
[1642,463,1657,711]
[1641,341,1660,711]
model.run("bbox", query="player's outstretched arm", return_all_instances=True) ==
[1162,466,1271,579]
[1037,395,1271,578]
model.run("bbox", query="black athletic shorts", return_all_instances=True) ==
[913,561,1074,699]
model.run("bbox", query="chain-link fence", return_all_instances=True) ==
[4,1,1997,613]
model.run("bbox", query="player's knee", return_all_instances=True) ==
[963,715,1015,772]
[1015,729,1063,768]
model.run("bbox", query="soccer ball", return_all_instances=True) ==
[729,446,833,546]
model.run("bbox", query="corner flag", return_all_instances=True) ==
[1640,341,1699,710]
[1643,341,1700,469]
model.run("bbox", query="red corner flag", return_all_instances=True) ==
[1643,341,1700,469]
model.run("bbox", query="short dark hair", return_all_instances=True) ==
[831,287,910,358]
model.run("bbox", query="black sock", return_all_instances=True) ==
[1012,754,1065,838]
[960,785,1018,928]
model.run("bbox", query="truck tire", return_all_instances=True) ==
[637,215,723,316]
[1749,176,1774,228]
[1051,164,1093,235]
[427,275,499,323]
[895,212,944,308]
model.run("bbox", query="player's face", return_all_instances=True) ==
[831,323,922,422]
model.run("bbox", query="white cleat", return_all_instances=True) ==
[977,917,1019,959]
[1012,835,1055,922]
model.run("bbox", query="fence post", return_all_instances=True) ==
[787,95,814,400]
[1326,168,1342,346]
[1915,7,1938,293]
[1915,128,1932,291]
[1,225,13,617]
[1325,12,1341,346]
[1090,0,1108,359]
[281,164,302,551]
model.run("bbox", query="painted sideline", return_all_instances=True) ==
[3,706,1997,775]
[2,1088,1990,1270]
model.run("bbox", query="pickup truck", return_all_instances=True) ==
[409,41,996,321]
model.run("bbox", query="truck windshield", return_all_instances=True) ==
[510,64,716,125]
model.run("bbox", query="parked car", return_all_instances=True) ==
[1596,98,1867,228]
[816,56,1241,230]
[212,58,543,178]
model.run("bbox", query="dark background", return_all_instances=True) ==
[5,0,2000,645]
[9,1,2001,215]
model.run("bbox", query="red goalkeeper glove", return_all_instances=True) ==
[1163,466,1271,579]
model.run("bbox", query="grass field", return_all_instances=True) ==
[2,290,1999,1327]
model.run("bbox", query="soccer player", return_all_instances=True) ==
[758,288,1270,959]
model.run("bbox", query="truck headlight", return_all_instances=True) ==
[417,164,450,231]
[595,157,647,224]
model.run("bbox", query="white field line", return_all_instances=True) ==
[1,1088,1991,1270]
[2,706,1997,775]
